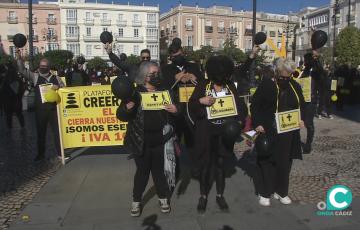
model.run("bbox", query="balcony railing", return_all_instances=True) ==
[27,17,37,24]
[205,26,213,33]
[160,30,165,37]
[46,34,58,41]
[147,21,157,27]
[132,20,142,27]
[115,36,144,43]
[7,35,14,41]
[27,35,39,42]
[84,18,94,25]
[116,19,127,27]
[244,29,253,36]
[66,33,79,41]
[83,35,99,42]
[218,27,225,33]
[146,36,158,42]
[47,18,56,25]
[229,27,237,34]
[172,26,177,33]
[66,18,77,24]
[101,19,111,26]
[186,25,194,31]
[7,17,18,24]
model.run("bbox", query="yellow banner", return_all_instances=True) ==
[331,80,337,91]
[141,90,172,110]
[295,77,311,103]
[207,95,238,119]
[275,109,301,134]
[179,86,195,103]
[57,85,126,149]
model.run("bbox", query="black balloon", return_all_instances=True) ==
[311,30,328,50]
[13,33,27,48]
[111,76,135,100]
[222,120,242,142]
[100,31,113,44]
[254,32,267,45]
[172,37,182,47]
[77,56,86,65]
[255,133,271,157]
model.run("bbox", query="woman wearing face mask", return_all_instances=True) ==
[250,58,305,207]
[15,49,65,161]
[116,61,179,217]
[188,55,248,213]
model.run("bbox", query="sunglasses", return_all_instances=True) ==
[141,56,150,60]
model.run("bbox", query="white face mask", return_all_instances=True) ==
[97,72,102,77]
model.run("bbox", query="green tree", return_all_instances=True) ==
[335,26,360,67]
[126,54,140,65]
[43,50,73,70]
[220,38,247,63]
[87,56,108,70]
[0,54,15,65]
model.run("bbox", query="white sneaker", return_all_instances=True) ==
[131,202,141,217]
[159,198,171,213]
[258,196,270,206]
[273,193,292,205]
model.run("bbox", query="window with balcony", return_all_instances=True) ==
[270,31,276,37]
[47,28,56,41]
[33,47,39,55]
[205,39,212,46]
[117,14,126,26]
[134,29,139,38]
[66,9,77,24]
[86,27,91,36]
[47,14,56,25]
[47,43,59,51]
[86,45,92,56]
[147,44,158,59]
[66,26,79,37]
[84,12,94,25]
[133,14,141,26]
[146,29,158,40]
[103,27,108,32]
[218,21,225,33]
[133,45,139,55]
[8,11,17,24]
[219,39,225,48]
[147,13,156,22]
[67,43,80,56]
[186,18,193,31]
[118,28,124,37]
[117,44,124,55]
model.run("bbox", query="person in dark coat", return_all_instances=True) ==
[116,61,179,217]
[105,42,151,83]
[189,55,248,213]
[2,61,25,129]
[161,39,204,149]
[251,58,305,207]
[65,62,90,87]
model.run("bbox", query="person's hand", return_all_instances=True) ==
[15,48,21,59]
[312,50,319,59]
[255,125,265,133]
[126,101,135,110]
[250,45,261,59]
[299,120,305,129]
[199,96,216,106]
[51,85,59,90]
[175,71,186,82]
[187,73,197,82]
[164,104,178,113]
[104,43,112,54]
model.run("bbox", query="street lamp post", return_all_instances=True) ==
[28,0,33,70]
[332,0,339,71]
[252,0,257,47]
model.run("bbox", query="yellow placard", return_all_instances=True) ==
[275,109,301,134]
[141,90,172,110]
[331,80,337,91]
[179,86,195,103]
[57,85,127,149]
[295,77,311,103]
[207,95,238,119]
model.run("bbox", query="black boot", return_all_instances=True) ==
[303,142,312,154]
[216,195,229,211]
[197,196,207,214]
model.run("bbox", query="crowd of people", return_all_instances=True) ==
[0,37,360,217]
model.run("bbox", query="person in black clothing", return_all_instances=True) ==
[65,61,90,87]
[16,49,65,161]
[189,55,248,213]
[105,42,151,82]
[116,61,179,217]
[251,58,305,207]
[1,61,25,129]
[161,40,203,149]
[299,51,325,153]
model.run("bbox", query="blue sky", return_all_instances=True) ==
[32,0,330,14]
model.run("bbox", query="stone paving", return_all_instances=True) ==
[1,107,360,229]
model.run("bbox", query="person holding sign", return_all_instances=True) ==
[116,61,179,217]
[189,55,248,213]
[251,58,305,207]
[15,48,65,162]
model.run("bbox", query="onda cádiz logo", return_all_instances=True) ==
[317,185,353,216]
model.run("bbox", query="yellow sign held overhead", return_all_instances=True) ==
[275,109,301,134]
[141,90,172,110]
[206,95,238,119]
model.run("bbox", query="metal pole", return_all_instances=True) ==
[333,0,338,72]
[252,0,257,47]
[28,0,33,70]
[285,18,290,58]
[348,0,351,26]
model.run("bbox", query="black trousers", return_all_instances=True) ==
[35,109,60,158]
[4,98,24,129]
[199,124,226,196]
[304,103,316,146]
[257,133,294,198]
[133,144,169,202]
[174,115,194,148]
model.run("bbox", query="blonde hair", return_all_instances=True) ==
[275,57,296,75]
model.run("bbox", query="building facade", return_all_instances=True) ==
[0,1,61,57]
[58,0,160,61]
[160,4,297,63]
